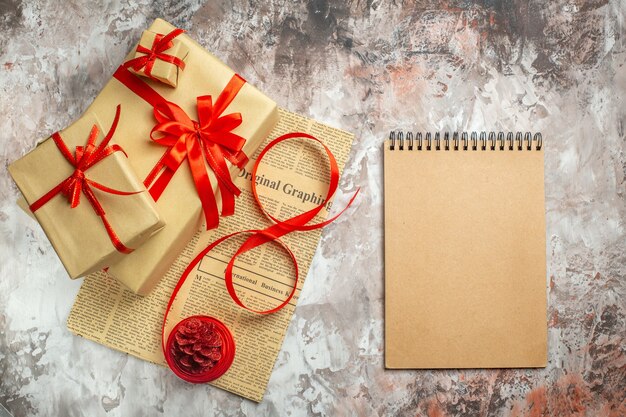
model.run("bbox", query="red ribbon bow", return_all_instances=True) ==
[124,28,186,81]
[29,105,140,254]
[143,74,249,230]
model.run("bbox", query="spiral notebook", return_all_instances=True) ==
[384,131,547,369]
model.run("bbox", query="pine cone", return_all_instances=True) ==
[170,318,223,375]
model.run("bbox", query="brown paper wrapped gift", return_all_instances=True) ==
[83,18,279,295]
[8,108,165,279]
[126,29,189,87]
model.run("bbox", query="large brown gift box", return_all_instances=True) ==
[84,18,279,295]
[9,109,165,279]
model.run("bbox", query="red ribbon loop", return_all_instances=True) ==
[227,133,359,313]
[143,74,249,230]
[124,28,186,81]
[163,132,359,315]
[28,105,141,254]
[162,132,359,382]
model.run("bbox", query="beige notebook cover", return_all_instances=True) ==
[384,133,547,369]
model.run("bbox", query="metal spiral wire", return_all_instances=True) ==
[388,131,542,151]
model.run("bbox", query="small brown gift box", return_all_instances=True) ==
[9,108,165,279]
[126,29,189,87]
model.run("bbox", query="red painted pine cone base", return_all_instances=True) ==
[165,316,235,383]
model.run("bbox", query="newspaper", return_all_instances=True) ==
[67,108,354,402]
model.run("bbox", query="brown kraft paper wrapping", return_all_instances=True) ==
[85,18,279,295]
[8,109,165,279]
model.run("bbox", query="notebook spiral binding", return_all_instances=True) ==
[388,131,542,151]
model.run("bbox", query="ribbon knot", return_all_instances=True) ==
[61,168,86,208]
[28,105,141,254]
[142,74,249,230]
[123,28,186,82]
[192,120,202,136]
[72,168,85,179]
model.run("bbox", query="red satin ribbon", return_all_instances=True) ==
[123,28,186,82]
[29,105,140,254]
[161,132,359,380]
[113,66,249,230]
